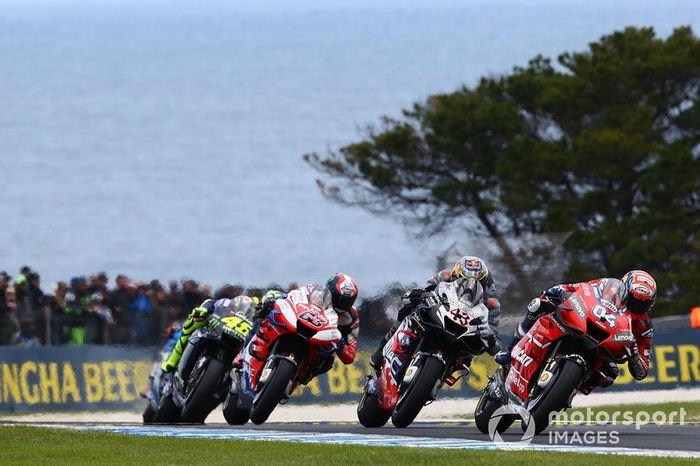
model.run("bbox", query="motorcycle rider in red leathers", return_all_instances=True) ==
[495,270,657,393]
[248,273,360,378]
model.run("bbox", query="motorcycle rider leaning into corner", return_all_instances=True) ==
[161,295,259,373]
[494,270,657,393]
[369,255,503,370]
[248,273,360,375]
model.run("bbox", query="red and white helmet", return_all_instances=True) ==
[325,273,358,313]
[621,270,657,315]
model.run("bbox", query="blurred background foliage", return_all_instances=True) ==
[307,26,700,317]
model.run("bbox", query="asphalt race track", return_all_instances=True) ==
[9,421,700,459]
[228,421,700,452]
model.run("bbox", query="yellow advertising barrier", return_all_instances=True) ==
[0,329,698,411]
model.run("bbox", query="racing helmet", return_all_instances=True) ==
[453,256,490,283]
[621,270,657,315]
[261,289,285,304]
[325,273,358,313]
[230,295,257,320]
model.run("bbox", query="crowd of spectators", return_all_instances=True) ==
[0,266,300,347]
[0,266,395,347]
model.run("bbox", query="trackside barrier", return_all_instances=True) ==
[0,329,698,412]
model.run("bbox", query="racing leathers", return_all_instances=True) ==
[369,268,502,369]
[497,278,654,390]
[248,284,360,376]
[161,298,245,373]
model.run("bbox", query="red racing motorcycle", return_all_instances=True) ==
[475,279,636,434]
[230,286,343,425]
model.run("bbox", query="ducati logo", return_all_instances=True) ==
[512,346,534,367]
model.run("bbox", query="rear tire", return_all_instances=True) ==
[249,358,297,425]
[223,392,250,425]
[391,356,443,428]
[528,359,585,434]
[153,393,180,424]
[180,359,226,424]
[357,389,391,427]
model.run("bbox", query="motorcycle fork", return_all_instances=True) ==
[403,338,450,401]
[530,340,561,397]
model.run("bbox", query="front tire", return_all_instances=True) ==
[474,386,514,434]
[357,389,391,427]
[180,359,226,424]
[528,359,585,434]
[391,356,443,428]
[142,402,156,424]
[249,358,297,425]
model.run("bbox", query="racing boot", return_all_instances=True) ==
[369,340,385,372]
[494,324,526,366]
[493,296,554,366]
[369,323,399,371]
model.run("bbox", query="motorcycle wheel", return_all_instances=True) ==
[223,392,250,425]
[474,386,514,434]
[142,402,157,424]
[180,359,226,424]
[249,358,296,425]
[153,393,180,424]
[357,389,391,427]
[391,356,443,428]
[528,359,585,435]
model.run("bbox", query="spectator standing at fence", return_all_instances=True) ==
[0,278,20,345]
[88,272,109,295]
[179,280,202,318]
[149,280,170,344]
[200,284,213,301]
[63,276,93,345]
[27,271,50,344]
[14,274,42,345]
[49,282,69,344]
[215,284,240,300]
[167,281,181,320]
[0,272,9,311]
[89,291,114,343]
[111,274,133,344]
[128,281,152,344]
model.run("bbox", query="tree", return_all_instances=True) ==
[305,26,700,315]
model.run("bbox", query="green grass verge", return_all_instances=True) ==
[0,426,697,465]
[560,401,700,424]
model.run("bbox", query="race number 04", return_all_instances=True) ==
[592,304,616,328]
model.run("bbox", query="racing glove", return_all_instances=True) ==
[189,306,208,322]
[627,343,650,381]
[255,296,283,320]
[336,336,357,364]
